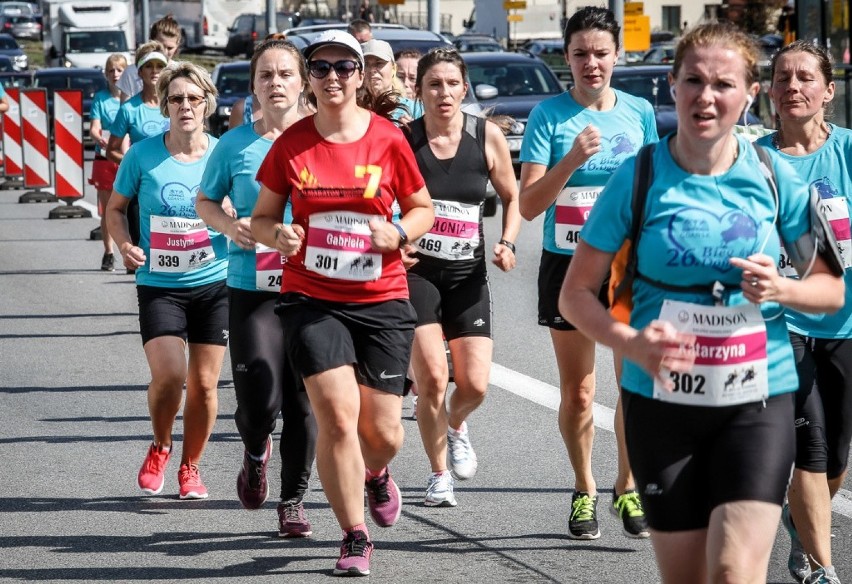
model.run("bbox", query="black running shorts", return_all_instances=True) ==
[275,292,416,395]
[137,280,229,346]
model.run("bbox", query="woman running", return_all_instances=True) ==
[106,62,226,500]
[560,23,844,582]
[89,53,127,271]
[250,30,434,576]
[518,6,657,539]
[405,47,520,507]
[757,40,852,584]
[196,39,318,537]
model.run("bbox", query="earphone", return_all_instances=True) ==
[669,86,676,101]
[742,94,754,126]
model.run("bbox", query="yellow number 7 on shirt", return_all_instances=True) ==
[355,165,382,199]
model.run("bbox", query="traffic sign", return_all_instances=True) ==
[503,0,526,9]
[625,2,643,15]
[624,15,650,52]
[507,13,523,22]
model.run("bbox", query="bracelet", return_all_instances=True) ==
[498,239,516,253]
[393,223,408,245]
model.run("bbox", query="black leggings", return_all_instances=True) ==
[790,332,852,479]
[228,288,317,502]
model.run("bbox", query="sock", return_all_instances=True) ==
[344,523,369,538]
[365,466,386,479]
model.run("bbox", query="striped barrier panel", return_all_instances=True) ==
[49,89,90,219]
[2,87,23,184]
[19,88,55,202]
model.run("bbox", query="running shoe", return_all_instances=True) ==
[569,491,600,540]
[365,469,402,527]
[447,421,478,480]
[236,436,271,509]
[277,501,313,538]
[178,463,208,499]
[411,395,418,421]
[137,442,171,495]
[611,489,650,539]
[101,252,114,272]
[782,503,812,582]
[333,529,373,577]
[424,471,457,507]
[804,565,841,584]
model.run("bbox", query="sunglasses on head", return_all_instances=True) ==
[308,59,360,79]
[166,94,206,107]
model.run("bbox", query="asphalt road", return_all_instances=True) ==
[0,164,850,583]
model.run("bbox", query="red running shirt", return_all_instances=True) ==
[256,113,425,303]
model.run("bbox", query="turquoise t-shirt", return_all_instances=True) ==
[756,125,852,339]
[113,133,227,288]
[199,123,293,291]
[582,134,811,398]
[520,89,659,255]
[90,89,120,156]
[110,93,170,144]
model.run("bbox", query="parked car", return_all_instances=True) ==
[225,11,300,57]
[284,25,452,56]
[209,60,250,136]
[0,53,29,87]
[0,32,26,69]
[0,1,35,18]
[643,42,675,64]
[2,14,39,40]
[463,51,564,176]
[453,34,502,53]
[522,38,564,69]
[32,67,107,143]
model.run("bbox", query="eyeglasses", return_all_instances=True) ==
[166,94,206,107]
[308,59,360,80]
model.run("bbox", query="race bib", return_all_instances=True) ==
[817,196,852,269]
[255,243,285,291]
[777,245,798,277]
[554,186,602,251]
[148,215,215,273]
[654,300,769,407]
[305,211,382,282]
[415,199,480,261]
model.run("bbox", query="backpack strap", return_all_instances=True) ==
[612,143,655,301]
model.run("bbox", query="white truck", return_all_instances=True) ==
[149,0,265,52]
[43,0,135,69]
[463,0,563,46]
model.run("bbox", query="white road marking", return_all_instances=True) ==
[490,362,852,519]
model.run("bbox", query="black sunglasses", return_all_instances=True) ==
[308,59,360,80]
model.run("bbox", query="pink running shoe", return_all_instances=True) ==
[365,469,401,527]
[333,529,373,576]
[137,443,171,495]
[178,463,208,500]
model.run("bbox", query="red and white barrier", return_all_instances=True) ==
[20,88,51,190]
[2,87,23,183]
[49,89,90,219]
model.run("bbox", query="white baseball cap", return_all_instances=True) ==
[361,39,394,63]
[136,51,168,68]
[304,30,364,69]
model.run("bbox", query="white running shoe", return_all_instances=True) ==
[447,421,478,480]
[424,471,457,507]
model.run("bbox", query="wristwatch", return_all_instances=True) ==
[498,239,516,253]
[393,223,408,245]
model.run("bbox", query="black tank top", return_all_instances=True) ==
[406,113,490,278]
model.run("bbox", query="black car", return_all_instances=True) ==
[209,60,250,136]
[32,67,107,143]
[225,12,300,57]
[0,32,26,70]
[284,25,452,56]
[462,51,564,175]
[453,34,502,53]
